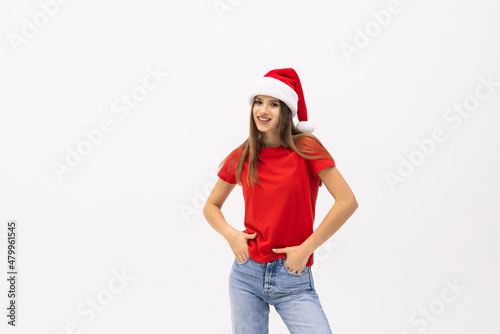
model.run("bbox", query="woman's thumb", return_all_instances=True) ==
[245,232,257,239]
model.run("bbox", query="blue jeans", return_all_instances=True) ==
[228,256,332,334]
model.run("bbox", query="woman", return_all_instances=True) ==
[203,68,358,333]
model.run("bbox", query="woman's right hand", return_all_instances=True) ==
[225,231,257,263]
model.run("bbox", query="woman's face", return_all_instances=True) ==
[252,95,281,134]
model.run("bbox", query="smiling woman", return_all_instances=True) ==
[203,68,358,333]
[252,95,281,145]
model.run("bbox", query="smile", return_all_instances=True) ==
[257,116,271,124]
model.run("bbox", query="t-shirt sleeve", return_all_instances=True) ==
[217,148,242,184]
[302,138,336,176]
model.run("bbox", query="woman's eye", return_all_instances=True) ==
[271,103,278,107]
[255,100,262,104]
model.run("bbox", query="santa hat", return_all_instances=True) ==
[248,68,315,133]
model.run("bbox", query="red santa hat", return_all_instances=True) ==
[248,68,315,133]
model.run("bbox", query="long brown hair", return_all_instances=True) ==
[221,98,334,187]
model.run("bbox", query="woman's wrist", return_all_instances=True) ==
[299,237,322,257]
[221,225,238,241]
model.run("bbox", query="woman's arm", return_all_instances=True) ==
[273,166,358,273]
[301,166,358,253]
[203,178,257,263]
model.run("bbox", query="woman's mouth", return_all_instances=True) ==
[257,116,271,124]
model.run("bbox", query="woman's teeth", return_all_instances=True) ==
[258,116,271,122]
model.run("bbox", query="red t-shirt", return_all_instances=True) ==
[217,137,335,266]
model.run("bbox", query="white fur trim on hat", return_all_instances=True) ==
[248,77,299,116]
[296,121,315,133]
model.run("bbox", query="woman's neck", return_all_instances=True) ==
[261,131,281,148]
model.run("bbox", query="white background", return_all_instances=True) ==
[1,0,499,333]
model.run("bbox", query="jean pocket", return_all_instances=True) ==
[282,263,310,276]
[236,256,251,265]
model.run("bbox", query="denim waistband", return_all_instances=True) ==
[248,256,287,266]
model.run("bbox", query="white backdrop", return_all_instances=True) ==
[1,0,499,333]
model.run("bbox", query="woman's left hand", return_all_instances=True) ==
[273,246,311,274]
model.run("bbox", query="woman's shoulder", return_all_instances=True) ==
[223,142,246,164]
[295,134,325,148]
[230,142,246,157]
[295,134,333,160]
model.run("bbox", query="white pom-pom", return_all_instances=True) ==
[296,121,315,133]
